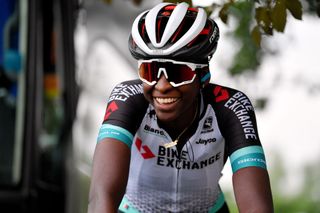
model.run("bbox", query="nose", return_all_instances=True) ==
[154,73,172,93]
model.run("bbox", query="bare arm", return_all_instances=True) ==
[233,167,274,213]
[88,138,131,213]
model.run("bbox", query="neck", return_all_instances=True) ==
[159,98,199,141]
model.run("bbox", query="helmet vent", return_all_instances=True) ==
[129,2,219,63]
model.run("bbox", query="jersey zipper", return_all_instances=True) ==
[174,146,181,211]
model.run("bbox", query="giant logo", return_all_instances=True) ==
[135,138,155,159]
[213,85,229,102]
[104,101,118,120]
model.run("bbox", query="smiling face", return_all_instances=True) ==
[143,73,200,126]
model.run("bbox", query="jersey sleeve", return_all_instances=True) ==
[204,84,267,173]
[97,79,148,148]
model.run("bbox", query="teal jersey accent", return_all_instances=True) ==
[208,192,225,213]
[118,197,141,213]
[230,145,266,173]
[97,124,134,148]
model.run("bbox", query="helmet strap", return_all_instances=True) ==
[199,68,211,88]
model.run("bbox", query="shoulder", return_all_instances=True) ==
[108,79,144,103]
[105,79,148,122]
[202,83,253,108]
[202,83,259,144]
[98,79,148,145]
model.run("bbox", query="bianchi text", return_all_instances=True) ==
[144,125,165,137]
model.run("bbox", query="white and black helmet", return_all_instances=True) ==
[128,2,220,63]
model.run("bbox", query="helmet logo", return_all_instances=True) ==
[209,27,219,43]
[152,49,164,54]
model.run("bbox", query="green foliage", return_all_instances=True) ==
[219,2,232,24]
[255,6,273,35]
[102,0,143,5]
[285,0,303,20]
[157,0,303,75]
[102,0,312,75]
[270,152,320,212]
[305,0,320,16]
[102,0,112,4]
[229,1,261,75]
[271,0,287,32]
[163,0,193,5]
[252,0,302,36]
[215,0,303,75]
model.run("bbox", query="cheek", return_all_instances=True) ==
[181,79,200,97]
[143,84,153,102]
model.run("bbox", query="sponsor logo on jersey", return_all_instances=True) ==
[213,85,229,102]
[109,83,143,102]
[201,116,214,133]
[147,109,157,120]
[156,146,221,170]
[195,138,217,145]
[224,92,257,140]
[144,125,166,137]
[104,101,118,120]
[135,138,155,159]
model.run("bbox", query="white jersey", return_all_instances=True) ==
[98,80,267,212]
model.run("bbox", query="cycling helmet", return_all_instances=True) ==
[128,2,220,64]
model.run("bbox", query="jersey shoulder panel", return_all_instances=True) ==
[202,83,267,172]
[98,79,149,146]
[202,83,261,152]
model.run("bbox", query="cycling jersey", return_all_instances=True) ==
[98,79,267,213]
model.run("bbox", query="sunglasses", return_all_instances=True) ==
[138,59,208,87]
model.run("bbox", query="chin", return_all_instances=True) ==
[155,111,177,123]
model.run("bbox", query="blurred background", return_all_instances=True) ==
[0,0,319,212]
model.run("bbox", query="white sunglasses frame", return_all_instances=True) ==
[138,59,208,87]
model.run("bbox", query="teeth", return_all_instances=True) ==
[155,97,178,104]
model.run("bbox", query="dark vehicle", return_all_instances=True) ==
[0,0,156,212]
[0,0,78,212]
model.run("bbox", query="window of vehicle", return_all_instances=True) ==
[0,0,28,187]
